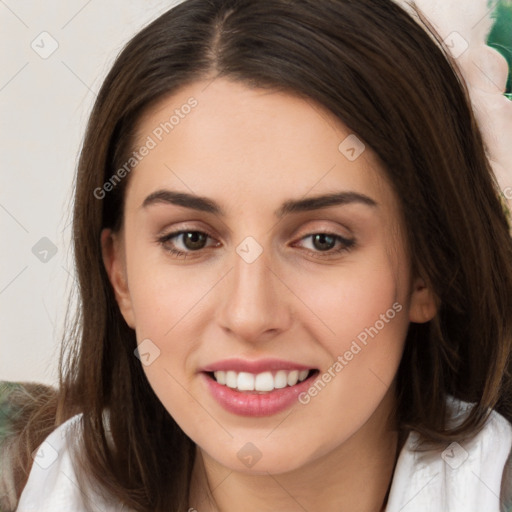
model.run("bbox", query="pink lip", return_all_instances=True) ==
[201,373,317,417]
[200,362,318,417]
[201,357,313,373]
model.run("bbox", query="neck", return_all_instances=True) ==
[189,389,405,512]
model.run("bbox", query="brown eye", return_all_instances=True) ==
[180,232,208,250]
[312,233,337,251]
[296,232,356,258]
[157,230,217,258]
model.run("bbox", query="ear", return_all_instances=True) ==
[100,228,136,329]
[408,275,437,323]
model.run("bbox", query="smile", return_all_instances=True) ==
[200,359,320,416]
[211,369,312,393]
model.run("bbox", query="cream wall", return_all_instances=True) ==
[0,1,183,386]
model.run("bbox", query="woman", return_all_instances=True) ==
[6,0,512,510]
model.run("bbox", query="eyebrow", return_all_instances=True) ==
[141,189,378,218]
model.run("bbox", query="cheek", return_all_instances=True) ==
[122,243,203,390]
[126,262,205,429]
[289,255,404,348]
[289,264,408,456]
[127,245,207,339]
[285,249,410,409]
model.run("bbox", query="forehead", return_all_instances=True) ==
[126,78,395,215]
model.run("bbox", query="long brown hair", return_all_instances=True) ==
[8,0,512,510]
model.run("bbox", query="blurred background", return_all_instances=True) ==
[0,1,184,386]
[1,0,511,387]
[488,0,512,94]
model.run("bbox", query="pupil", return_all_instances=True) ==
[314,234,335,251]
[184,232,206,250]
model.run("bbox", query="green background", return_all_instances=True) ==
[487,0,512,95]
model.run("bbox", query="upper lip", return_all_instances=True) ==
[201,358,315,374]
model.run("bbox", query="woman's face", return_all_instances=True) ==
[102,78,435,474]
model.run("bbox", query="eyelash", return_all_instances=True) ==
[156,229,356,260]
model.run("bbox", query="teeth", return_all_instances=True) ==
[213,369,311,392]
[226,371,237,388]
[215,371,226,385]
[274,370,288,389]
[237,372,255,391]
[287,370,299,386]
[255,372,274,391]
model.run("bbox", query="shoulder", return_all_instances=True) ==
[16,414,85,511]
[16,412,127,512]
[386,397,512,512]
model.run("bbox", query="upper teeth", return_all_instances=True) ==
[213,369,310,392]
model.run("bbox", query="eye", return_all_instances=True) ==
[156,230,218,259]
[295,232,356,257]
[156,230,356,260]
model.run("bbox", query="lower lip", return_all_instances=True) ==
[201,372,317,417]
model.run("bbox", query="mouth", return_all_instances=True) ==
[200,358,320,416]
[204,369,318,394]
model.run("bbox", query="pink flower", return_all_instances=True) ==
[395,0,512,208]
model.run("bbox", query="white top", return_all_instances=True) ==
[17,399,512,512]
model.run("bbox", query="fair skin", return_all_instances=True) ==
[101,78,436,512]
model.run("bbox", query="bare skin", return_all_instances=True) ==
[101,77,436,512]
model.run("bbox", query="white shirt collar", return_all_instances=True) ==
[18,397,512,511]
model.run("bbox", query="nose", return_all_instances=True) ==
[215,243,293,343]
